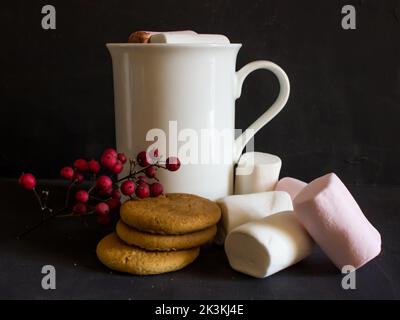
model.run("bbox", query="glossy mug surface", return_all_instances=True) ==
[107,43,290,200]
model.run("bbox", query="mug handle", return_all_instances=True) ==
[233,60,290,162]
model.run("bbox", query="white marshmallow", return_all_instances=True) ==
[215,191,293,244]
[225,211,313,278]
[150,33,230,44]
[234,152,281,195]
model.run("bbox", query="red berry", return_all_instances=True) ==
[136,151,151,167]
[74,159,88,172]
[96,175,113,191]
[150,183,163,197]
[111,160,123,174]
[74,172,85,184]
[100,153,117,170]
[73,203,87,215]
[101,154,117,169]
[145,166,157,178]
[75,189,89,203]
[111,189,121,199]
[136,183,150,198]
[19,173,36,190]
[166,157,181,171]
[60,167,74,180]
[136,181,148,190]
[88,159,101,174]
[98,186,113,197]
[117,153,127,164]
[97,214,111,225]
[107,198,121,211]
[103,148,117,157]
[95,202,110,215]
[137,181,147,189]
[121,180,135,196]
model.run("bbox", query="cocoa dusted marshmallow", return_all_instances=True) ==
[128,31,158,43]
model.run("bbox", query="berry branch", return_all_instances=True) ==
[17,148,181,238]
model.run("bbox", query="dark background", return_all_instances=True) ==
[1,0,399,186]
[1,0,400,301]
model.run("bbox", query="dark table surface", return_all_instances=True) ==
[1,179,399,300]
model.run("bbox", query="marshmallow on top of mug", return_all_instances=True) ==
[127,30,230,44]
[150,33,230,44]
[128,30,197,43]
[235,152,282,195]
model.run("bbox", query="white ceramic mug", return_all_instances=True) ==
[107,43,290,200]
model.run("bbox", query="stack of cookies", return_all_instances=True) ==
[96,193,221,275]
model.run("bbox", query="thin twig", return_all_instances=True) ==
[115,163,163,183]
[64,181,75,208]
[32,188,44,210]
[57,210,95,218]
[88,184,96,194]
[89,195,110,202]
[18,181,75,239]
[17,206,67,239]
[41,190,52,215]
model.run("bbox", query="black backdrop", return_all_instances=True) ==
[1,0,399,186]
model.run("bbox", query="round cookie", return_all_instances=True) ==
[96,233,200,275]
[120,193,221,234]
[116,220,217,251]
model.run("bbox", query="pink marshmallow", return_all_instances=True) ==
[293,173,381,270]
[275,177,307,200]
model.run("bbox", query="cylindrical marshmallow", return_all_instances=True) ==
[128,30,196,43]
[294,173,381,270]
[275,177,307,200]
[234,152,282,195]
[215,191,293,244]
[150,33,230,44]
[225,211,313,278]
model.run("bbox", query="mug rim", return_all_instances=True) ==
[106,43,242,48]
